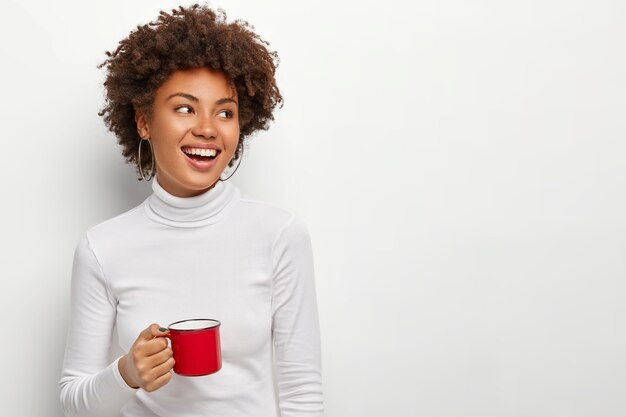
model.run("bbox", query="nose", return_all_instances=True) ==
[191,112,217,139]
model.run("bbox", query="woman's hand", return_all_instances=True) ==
[118,323,175,391]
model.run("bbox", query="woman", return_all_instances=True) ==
[59,4,324,417]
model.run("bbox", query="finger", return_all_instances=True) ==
[149,356,175,378]
[153,325,169,337]
[138,323,166,341]
[140,336,170,357]
[143,368,173,392]
[139,354,174,387]
[145,346,173,368]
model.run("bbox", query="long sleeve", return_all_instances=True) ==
[271,215,324,416]
[59,234,137,417]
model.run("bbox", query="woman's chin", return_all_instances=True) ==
[156,171,222,197]
[185,177,221,195]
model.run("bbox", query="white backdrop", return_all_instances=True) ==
[1,0,625,416]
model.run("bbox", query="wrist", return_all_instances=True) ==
[118,354,140,389]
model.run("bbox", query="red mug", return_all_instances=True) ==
[166,318,222,376]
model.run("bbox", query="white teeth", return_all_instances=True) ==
[183,148,217,157]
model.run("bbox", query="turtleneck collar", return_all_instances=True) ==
[144,175,239,228]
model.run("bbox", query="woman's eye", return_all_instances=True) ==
[175,105,193,114]
[218,110,234,118]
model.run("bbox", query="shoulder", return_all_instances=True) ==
[233,191,311,242]
[235,192,297,229]
[86,203,145,237]
[81,200,148,256]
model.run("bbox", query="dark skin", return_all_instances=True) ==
[96,4,282,179]
[118,324,173,391]
[135,67,240,197]
[118,67,241,390]
[100,4,282,391]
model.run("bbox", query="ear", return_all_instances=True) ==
[135,110,150,139]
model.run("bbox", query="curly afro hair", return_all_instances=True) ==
[97,3,283,178]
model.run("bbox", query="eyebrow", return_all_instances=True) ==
[165,92,237,105]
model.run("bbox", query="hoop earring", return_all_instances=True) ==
[219,145,244,182]
[138,138,155,181]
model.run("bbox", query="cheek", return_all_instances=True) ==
[150,120,185,157]
[151,110,188,137]
[149,137,180,167]
[151,142,169,163]
[224,125,240,152]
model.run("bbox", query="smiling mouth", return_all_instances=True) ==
[182,147,220,162]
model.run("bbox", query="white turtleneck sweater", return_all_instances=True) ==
[59,177,324,417]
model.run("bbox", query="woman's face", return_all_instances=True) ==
[135,67,240,197]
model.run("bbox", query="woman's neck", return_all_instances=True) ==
[143,175,238,228]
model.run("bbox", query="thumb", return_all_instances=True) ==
[139,323,169,341]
